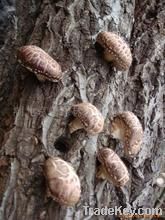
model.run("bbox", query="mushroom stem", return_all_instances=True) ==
[36,74,46,82]
[104,49,114,62]
[69,118,84,134]
[96,165,107,180]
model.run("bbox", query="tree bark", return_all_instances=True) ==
[0,0,164,220]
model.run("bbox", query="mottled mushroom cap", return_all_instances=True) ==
[96,31,132,70]
[44,157,81,206]
[110,111,143,157]
[97,148,129,187]
[71,102,104,134]
[17,45,62,82]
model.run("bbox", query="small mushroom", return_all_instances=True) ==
[156,173,165,187]
[17,45,62,82]
[97,148,129,187]
[110,111,143,157]
[96,31,132,70]
[44,157,81,206]
[68,102,104,134]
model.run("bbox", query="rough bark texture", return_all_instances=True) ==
[0,0,164,220]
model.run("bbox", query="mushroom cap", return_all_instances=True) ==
[17,45,62,82]
[96,31,132,70]
[44,157,81,206]
[97,148,129,187]
[71,102,104,134]
[110,111,143,157]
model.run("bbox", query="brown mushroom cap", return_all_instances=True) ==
[17,45,62,82]
[97,148,129,187]
[110,111,143,157]
[70,102,104,134]
[96,31,132,70]
[44,157,81,206]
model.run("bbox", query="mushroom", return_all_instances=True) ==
[156,173,165,187]
[96,31,132,70]
[17,45,62,82]
[68,102,104,134]
[110,111,143,157]
[44,156,81,206]
[97,148,129,187]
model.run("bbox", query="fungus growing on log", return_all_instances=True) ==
[110,111,143,157]
[97,148,129,187]
[44,157,81,206]
[96,31,132,70]
[68,102,104,135]
[156,173,165,187]
[17,45,62,82]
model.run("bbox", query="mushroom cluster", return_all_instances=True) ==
[16,30,144,207]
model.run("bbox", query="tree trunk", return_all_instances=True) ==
[0,0,164,220]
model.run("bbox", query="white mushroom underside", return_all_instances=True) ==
[111,127,124,140]
[69,118,84,133]
[104,50,115,61]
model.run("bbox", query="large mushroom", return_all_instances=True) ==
[97,148,129,187]
[44,157,81,206]
[96,31,132,71]
[110,111,143,157]
[68,102,104,135]
[17,45,62,82]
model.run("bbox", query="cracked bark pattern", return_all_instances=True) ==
[0,0,164,220]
